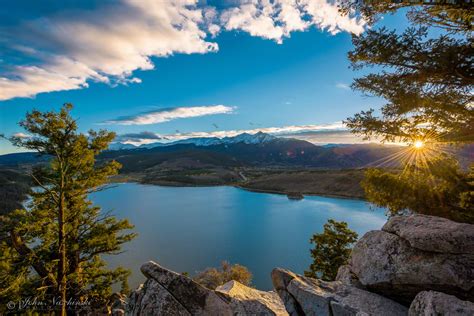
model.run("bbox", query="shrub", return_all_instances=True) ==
[193,261,252,289]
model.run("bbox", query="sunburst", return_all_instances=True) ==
[363,133,455,172]
[413,140,424,149]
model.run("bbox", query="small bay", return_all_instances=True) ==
[90,183,386,290]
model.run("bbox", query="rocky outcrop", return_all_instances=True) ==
[409,291,474,316]
[335,264,364,289]
[271,268,408,316]
[127,261,287,315]
[216,280,288,315]
[346,215,474,304]
[382,215,474,254]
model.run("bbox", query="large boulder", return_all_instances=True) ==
[347,215,474,304]
[271,268,408,316]
[128,280,191,315]
[383,215,474,254]
[409,291,474,316]
[335,265,364,289]
[216,280,288,315]
[138,261,231,315]
[128,261,287,315]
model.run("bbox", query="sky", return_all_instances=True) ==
[0,0,408,154]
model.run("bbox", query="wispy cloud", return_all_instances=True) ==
[103,105,235,125]
[336,83,350,90]
[116,131,164,142]
[0,0,365,101]
[117,121,346,145]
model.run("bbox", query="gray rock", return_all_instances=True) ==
[335,265,364,289]
[383,215,474,254]
[409,291,474,316]
[127,279,190,315]
[272,268,408,316]
[130,261,289,315]
[216,280,288,315]
[139,261,232,315]
[350,229,474,303]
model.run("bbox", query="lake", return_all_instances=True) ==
[90,183,387,290]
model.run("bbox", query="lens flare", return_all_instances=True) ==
[414,140,424,149]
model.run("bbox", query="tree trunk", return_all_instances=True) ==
[58,172,67,316]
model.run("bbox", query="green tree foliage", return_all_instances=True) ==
[345,26,473,143]
[341,2,473,222]
[363,155,474,223]
[340,1,473,33]
[0,104,136,314]
[193,261,252,290]
[305,220,358,281]
[342,1,473,143]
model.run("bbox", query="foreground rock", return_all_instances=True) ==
[409,291,474,316]
[347,215,474,304]
[271,268,408,316]
[216,280,288,315]
[128,261,286,315]
[383,215,474,254]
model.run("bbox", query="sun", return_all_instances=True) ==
[413,140,425,149]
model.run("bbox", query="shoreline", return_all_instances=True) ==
[235,185,367,201]
[110,177,366,201]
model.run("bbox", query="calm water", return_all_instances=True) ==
[90,183,386,290]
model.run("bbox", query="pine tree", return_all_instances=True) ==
[362,155,473,223]
[340,3,473,222]
[0,104,136,314]
[305,219,358,281]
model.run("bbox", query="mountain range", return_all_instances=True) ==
[109,131,278,150]
[1,132,471,171]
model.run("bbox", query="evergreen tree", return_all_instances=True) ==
[342,1,472,143]
[340,2,473,221]
[362,155,473,223]
[0,104,136,314]
[305,220,358,281]
[340,1,472,33]
[345,25,473,143]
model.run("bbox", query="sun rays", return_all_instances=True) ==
[363,129,458,172]
[414,140,424,149]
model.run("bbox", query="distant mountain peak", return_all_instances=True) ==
[222,132,277,145]
[108,132,279,150]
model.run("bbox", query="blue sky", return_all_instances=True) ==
[0,1,408,154]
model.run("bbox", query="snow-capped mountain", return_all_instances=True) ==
[171,137,222,147]
[107,132,278,151]
[221,132,277,144]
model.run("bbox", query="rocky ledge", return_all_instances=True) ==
[126,261,287,315]
[120,214,473,315]
[272,267,408,315]
[345,214,474,304]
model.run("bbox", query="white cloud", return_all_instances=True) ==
[104,105,235,125]
[0,0,365,101]
[336,82,350,90]
[0,0,218,101]
[220,0,365,43]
